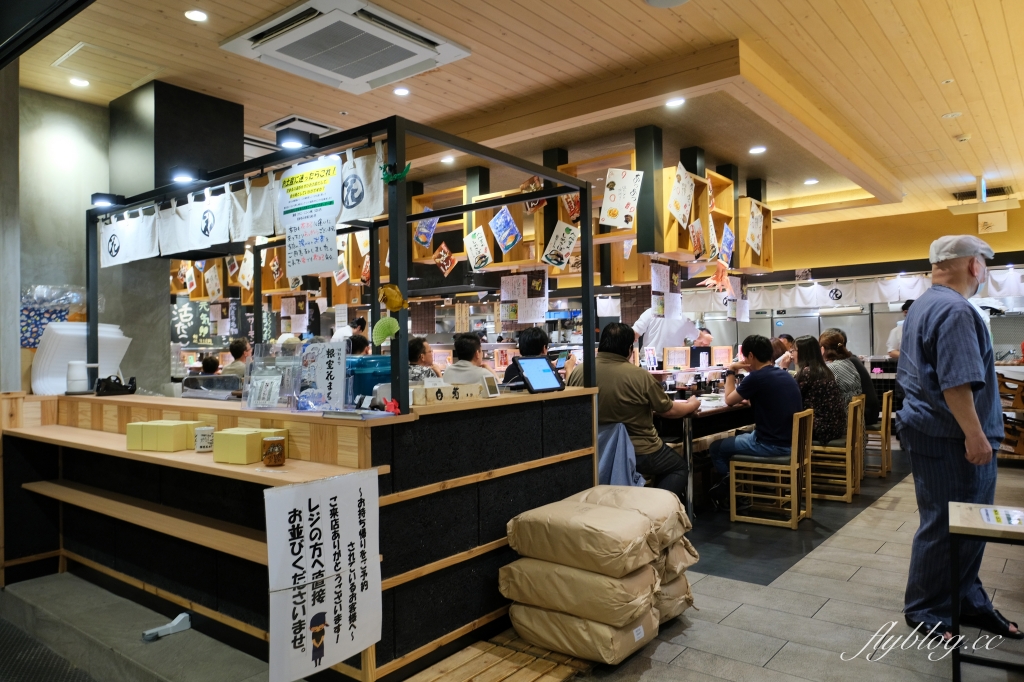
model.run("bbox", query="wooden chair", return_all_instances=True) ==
[810,396,865,503]
[864,390,893,478]
[1000,414,1024,461]
[998,375,1024,410]
[729,409,814,529]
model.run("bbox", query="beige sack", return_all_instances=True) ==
[566,486,690,551]
[499,558,657,628]
[653,536,700,583]
[510,604,658,665]
[507,501,657,578]
[653,574,693,624]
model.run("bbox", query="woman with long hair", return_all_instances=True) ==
[819,329,862,407]
[794,335,846,444]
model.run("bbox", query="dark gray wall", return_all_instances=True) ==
[108,81,154,198]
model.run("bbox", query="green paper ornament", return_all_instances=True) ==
[372,316,401,346]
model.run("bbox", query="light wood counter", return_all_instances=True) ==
[949,502,1024,541]
[410,386,597,416]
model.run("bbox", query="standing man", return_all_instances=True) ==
[887,299,914,358]
[897,235,1020,641]
[631,307,700,369]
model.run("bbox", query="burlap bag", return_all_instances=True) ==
[499,558,656,627]
[566,486,690,551]
[653,536,700,583]
[653,573,693,624]
[507,501,657,578]
[510,604,658,665]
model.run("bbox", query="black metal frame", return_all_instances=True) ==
[86,116,596,414]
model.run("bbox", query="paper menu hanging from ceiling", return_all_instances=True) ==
[333,234,349,285]
[238,251,254,290]
[650,263,670,319]
[720,223,735,266]
[204,265,222,303]
[464,225,493,271]
[688,218,706,261]
[541,220,581,269]
[276,159,342,278]
[599,168,643,229]
[746,201,763,256]
[413,213,439,248]
[489,206,522,254]
[353,230,371,257]
[667,163,695,226]
[706,215,719,263]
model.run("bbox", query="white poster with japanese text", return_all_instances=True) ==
[599,168,643,229]
[266,471,381,682]
[278,157,343,278]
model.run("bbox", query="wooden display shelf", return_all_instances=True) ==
[736,197,774,273]
[657,167,708,262]
[170,259,230,302]
[557,150,637,248]
[705,168,735,223]
[24,480,268,565]
[4,424,379,487]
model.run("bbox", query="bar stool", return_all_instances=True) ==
[810,396,865,503]
[864,390,893,477]
[729,409,814,529]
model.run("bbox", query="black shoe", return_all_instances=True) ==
[961,609,1024,639]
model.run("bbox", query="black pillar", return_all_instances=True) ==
[680,146,705,177]
[747,178,767,203]
[635,125,662,255]
[387,118,410,413]
[579,181,596,388]
[86,210,99,387]
[542,148,568,247]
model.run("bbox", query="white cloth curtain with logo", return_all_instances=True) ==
[898,274,931,300]
[339,142,385,223]
[855,277,900,304]
[816,280,857,307]
[236,175,276,240]
[99,210,158,268]
[188,186,232,251]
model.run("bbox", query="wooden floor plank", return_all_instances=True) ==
[531,664,578,682]
[489,629,517,645]
[559,658,592,673]
[502,638,533,653]
[465,651,535,682]
[406,642,497,682]
[500,659,558,682]
[437,646,518,682]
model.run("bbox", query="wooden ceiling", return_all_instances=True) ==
[18,0,1024,227]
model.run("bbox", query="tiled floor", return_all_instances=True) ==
[592,462,1024,682]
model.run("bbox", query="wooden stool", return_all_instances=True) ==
[864,390,893,477]
[810,396,865,503]
[729,409,813,529]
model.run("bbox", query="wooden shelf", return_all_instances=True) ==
[4,424,370,487]
[737,197,774,273]
[24,480,268,565]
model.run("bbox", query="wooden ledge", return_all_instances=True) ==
[24,480,268,565]
[410,387,598,417]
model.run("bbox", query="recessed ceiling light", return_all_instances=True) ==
[69,78,89,87]
[184,10,207,21]
[942,111,962,119]
[749,146,766,154]
[441,156,454,164]
[394,87,410,96]
[338,111,348,116]
[941,78,954,85]
[665,97,685,108]
[804,179,819,185]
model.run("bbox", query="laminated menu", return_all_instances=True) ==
[688,218,706,261]
[667,163,695,226]
[433,241,456,277]
[541,220,580,269]
[746,201,763,255]
[720,222,735,265]
[413,212,439,248]
[464,225,493,270]
[599,168,643,229]
[489,206,522,254]
[519,175,547,214]
[204,266,222,303]
[561,193,581,224]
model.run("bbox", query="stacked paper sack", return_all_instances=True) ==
[501,486,699,665]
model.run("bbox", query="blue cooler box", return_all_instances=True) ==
[346,356,392,402]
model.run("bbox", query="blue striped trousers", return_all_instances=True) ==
[900,426,998,629]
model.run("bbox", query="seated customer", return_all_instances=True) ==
[201,356,220,375]
[502,326,577,385]
[443,333,498,385]
[709,335,803,479]
[793,334,846,444]
[220,338,250,377]
[408,337,442,382]
[349,335,371,356]
[568,323,700,505]
[822,326,879,423]
[819,329,862,407]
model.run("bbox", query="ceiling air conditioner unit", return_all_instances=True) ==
[221,0,470,94]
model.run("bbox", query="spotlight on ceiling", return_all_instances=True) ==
[804,178,819,185]
[184,10,207,21]
[70,78,89,87]
[749,146,766,154]
[90,193,124,208]
[394,87,410,96]
[276,128,317,150]
[170,165,199,183]
[441,155,454,164]
[665,97,686,108]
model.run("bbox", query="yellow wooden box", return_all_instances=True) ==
[141,421,188,452]
[213,428,263,465]
[126,422,144,450]
[256,428,289,459]
[177,420,204,449]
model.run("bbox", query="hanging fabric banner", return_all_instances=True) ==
[188,187,232,251]
[339,142,385,223]
[99,210,159,268]
[898,274,931,300]
[157,198,190,256]
[236,175,276,240]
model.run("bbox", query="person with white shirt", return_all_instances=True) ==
[331,316,366,343]
[887,300,914,358]
[631,308,700,369]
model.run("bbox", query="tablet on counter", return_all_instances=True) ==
[512,356,565,394]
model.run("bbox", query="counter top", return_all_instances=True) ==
[4,424,371,486]
[410,386,597,416]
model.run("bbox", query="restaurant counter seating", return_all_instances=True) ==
[864,390,894,477]
[810,395,865,503]
[729,409,814,530]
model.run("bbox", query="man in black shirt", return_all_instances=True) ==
[709,335,803,476]
[502,326,576,384]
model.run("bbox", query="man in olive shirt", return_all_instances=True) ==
[569,322,700,503]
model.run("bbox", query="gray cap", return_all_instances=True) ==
[928,235,994,264]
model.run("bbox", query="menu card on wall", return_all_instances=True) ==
[278,157,342,278]
[747,202,764,255]
[651,263,670,319]
[667,163,695,226]
[599,168,643,229]
[501,275,527,301]
[238,251,254,290]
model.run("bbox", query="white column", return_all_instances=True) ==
[0,60,19,392]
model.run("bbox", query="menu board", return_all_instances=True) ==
[664,347,690,371]
[599,168,643,229]
[651,263,670,319]
[500,270,547,324]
